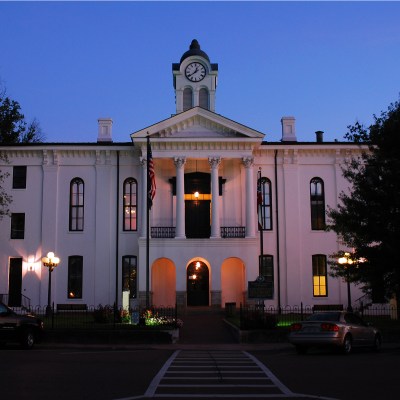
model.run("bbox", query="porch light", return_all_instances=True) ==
[28,255,35,271]
[194,191,199,198]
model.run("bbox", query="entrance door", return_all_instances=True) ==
[187,261,209,306]
[8,258,22,307]
[185,200,211,238]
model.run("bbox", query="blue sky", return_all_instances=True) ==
[1,1,399,143]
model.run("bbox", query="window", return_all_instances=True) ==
[68,256,83,299]
[12,166,27,189]
[259,254,274,299]
[183,87,193,111]
[122,256,137,299]
[123,178,137,231]
[312,254,327,297]
[69,178,84,231]
[310,177,325,230]
[258,177,272,230]
[199,88,209,109]
[11,213,25,239]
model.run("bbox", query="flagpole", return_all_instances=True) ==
[146,135,150,309]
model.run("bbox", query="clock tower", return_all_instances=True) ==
[173,39,218,114]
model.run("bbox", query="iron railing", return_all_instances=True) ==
[151,227,176,238]
[27,304,179,330]
[221,226,246,238]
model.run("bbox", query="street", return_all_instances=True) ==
[1,344,399,400]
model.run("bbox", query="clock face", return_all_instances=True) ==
[185,62,206,82]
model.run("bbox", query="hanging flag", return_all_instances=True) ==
[147,136,156,209]
[257,169,264,230]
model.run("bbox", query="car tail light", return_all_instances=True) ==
[321,323,339,332]
[290,323,302,332]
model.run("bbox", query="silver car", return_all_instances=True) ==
[288,311,381,354]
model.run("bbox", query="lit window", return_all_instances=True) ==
[312,254,328,297]
[123,178,137,231]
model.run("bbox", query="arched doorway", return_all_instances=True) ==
[152,258,176,307]
[221,258,245,307]
[187,260,209,306]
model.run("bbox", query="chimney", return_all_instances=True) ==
[281,116,297,142]
[315,130,324,143]
[97,118,113,142]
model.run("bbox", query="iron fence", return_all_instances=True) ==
[22,304,179,330]
[236,304,400,330]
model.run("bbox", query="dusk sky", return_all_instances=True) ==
[1,1,399,143]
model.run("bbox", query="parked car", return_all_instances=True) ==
[0,301,44,349]
[288,311,381,354]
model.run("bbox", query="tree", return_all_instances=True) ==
[0,87,44,144]
[0,85,45,218]
[327,99,400,310]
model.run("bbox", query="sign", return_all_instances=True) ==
[248,275,273,299]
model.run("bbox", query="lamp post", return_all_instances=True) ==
[338,252,353,312]
[42,252,60,316]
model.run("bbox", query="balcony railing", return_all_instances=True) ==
[221,226,246,238]
[151,227,176,238]
[150,226,246,239]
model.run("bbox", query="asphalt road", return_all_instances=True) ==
[1,343,399,400]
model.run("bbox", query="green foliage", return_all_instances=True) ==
[0,87,44,144]
[0,153,11,219]
[328,99,400,303]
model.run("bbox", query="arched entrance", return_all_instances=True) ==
[187,260,209,306]
[152,258,176,307]
[221,258,245,307]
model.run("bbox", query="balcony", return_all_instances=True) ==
[150,227,246,239]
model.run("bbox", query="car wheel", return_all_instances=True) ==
[295,345,308,355]
[20,329,35,349]
[373,334,382,352]
[342,334,352,354]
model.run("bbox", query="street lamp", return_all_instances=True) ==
[338,252,353,312]
[42,252,60,316]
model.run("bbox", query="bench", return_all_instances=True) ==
[57,304,87,312]
[313,304,343,312]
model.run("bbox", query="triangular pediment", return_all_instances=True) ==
[131,107,265,141]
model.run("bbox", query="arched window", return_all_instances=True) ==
[312,254,327,297]
[69,178,84,231]
[68,256,83,299]
[199,88,209,109]
[123,178,137,231]
[258,177,272,230]
[310,177,325,230]
[183,87,193,111]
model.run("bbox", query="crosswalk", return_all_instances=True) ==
[144,349,295,398]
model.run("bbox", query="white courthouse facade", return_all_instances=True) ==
[0,40,364,311]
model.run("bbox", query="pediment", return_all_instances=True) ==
[131,107,265,141]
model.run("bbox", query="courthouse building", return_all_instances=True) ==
[0,40,364,311]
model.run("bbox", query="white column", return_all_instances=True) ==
[140,158,147,238]
[174,157,186,239]
[209,156,221,238]
[243,157,256,238]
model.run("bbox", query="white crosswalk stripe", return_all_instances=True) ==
[145,350,295,398]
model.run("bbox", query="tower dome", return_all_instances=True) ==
[180,39,210,64]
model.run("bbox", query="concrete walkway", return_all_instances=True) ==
[178,307,237,344]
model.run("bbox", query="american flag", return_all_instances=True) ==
[257,169,264,230]
[147,137,156,209]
